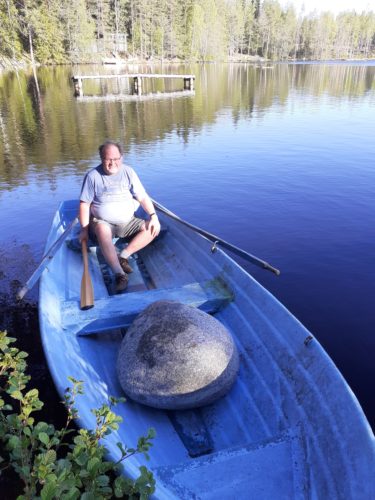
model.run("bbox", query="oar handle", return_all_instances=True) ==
[81,238,89,268]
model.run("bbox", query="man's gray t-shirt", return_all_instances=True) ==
[80,164,146,224]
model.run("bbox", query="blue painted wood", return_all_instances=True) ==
[39,200,375,500]
[62,280,233,335]
[154,429,306,499]
[168,410,212,458]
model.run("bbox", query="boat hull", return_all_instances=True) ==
[39,200,375,499]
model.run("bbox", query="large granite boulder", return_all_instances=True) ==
[117,300,239,410]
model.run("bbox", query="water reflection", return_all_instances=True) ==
[0,63,374,192]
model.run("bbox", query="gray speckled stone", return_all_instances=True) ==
[117,300,239,410]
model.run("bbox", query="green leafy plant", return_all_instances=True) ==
[0,331,156,499]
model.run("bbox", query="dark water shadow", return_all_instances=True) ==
[0,244,69,498]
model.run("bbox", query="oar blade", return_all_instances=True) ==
[80,273,94,310]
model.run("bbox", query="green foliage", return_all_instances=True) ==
[32,3,66,64]
[62,0,96,61]
[0,331,156,499]
[0,0,23,58]
[0,0,374,64]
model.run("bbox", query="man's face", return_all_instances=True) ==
[101,144,122,175]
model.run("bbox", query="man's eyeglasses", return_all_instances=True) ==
[104,157,121,164]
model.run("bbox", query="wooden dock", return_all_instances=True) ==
[72,73,195,97]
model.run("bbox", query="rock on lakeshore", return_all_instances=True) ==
[117,300,239,410]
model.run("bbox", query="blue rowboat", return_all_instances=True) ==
[39,199,374,499]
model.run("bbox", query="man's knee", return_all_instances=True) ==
[95,222,112,240]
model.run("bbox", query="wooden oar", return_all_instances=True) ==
[152,200,280,276]
[17,217,79,300]
[80,239,94,310]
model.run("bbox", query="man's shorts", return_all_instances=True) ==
[90,216,145,240]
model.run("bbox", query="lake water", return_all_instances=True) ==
[0,62,374,430]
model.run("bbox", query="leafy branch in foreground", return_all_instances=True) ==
[0,331,156,499]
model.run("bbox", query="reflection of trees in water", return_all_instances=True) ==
[229,64,374,120]
[0,63,373,192]
[0,79,28,187]
[290,64,374,99]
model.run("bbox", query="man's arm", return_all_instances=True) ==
[138,195,161,237]
[79,201,91,242]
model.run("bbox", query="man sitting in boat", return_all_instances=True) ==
[79,140,160,292]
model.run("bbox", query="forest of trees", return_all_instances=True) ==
[1,0,375,65]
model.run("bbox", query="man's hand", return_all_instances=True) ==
[79,226,89,243]
[149,215,161,238]
[79,201,91,243]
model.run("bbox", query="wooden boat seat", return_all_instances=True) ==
[154,429,307,499]
[62,278,233,336]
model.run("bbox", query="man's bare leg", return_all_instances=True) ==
[120,221,156,259]
[94,222,123,275]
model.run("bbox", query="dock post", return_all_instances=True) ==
[72,77,83,97]
[184,77,195,91]
[133,76,142,96]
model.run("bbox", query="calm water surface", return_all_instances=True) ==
[0,62,374,429]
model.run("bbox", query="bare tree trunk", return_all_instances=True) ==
[265,30,270,59]
[140,13,143,59]
[114,0,119,52]
[28,26,41,99]
[131,1,135,58]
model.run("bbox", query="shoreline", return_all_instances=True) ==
[1,55,375,72]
